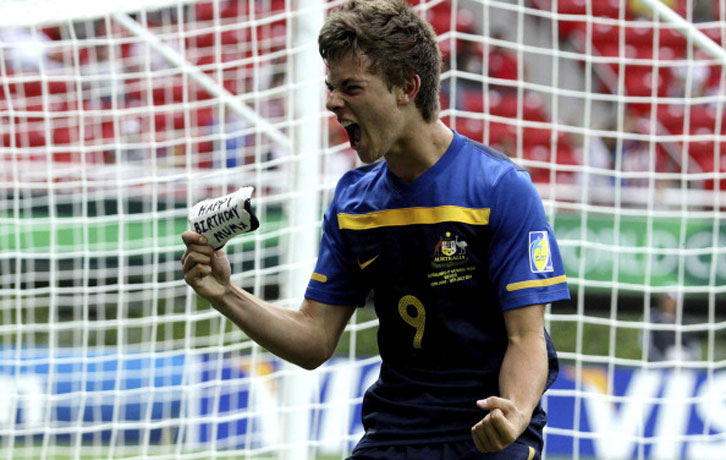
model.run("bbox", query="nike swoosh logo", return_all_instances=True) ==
[357,254,379,270]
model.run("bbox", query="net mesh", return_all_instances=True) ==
[0,0,724,459]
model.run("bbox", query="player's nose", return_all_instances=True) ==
[326,89,344,112]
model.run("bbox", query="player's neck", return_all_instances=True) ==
[385,119,453,184]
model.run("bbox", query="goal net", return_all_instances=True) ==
[0,0,724,459]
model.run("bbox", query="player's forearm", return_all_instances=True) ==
[499,330,548,418]
[210,284,332,369]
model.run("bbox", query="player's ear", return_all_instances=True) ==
[396,74,420,106]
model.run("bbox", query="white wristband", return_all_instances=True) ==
[188,186,260,250]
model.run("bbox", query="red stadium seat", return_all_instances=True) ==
[192,1,250,20]
[522,141,579,184]
[222,0,246,19]
[152,84,183,105]
[659,27,688,48]
[553,0,586,15]
[490,92,518,118]
[439,38,453,63]
[187,31,215,49]
[689,106,719,133]
[460,90,484,113]
[589,23,660,48]
[533,0,633,40]
[193,107,215,129]
[53,152,73,162]
[101,119,115,140]
[522,145,553,183]
[454,118,521,147]
[590,23,619,46]
[439,91,449,111]
[522,94,548,122]
[657,103,686,133]
[687,140,726,190]
[594,42,635,73]
[52,126,74,145]
[701,27,723,45]
[268,0,286,13]
[657,104,721,135]
[154,112,173,131]
[186,28,250,50]
[625,68,672,113]
[592,0,629,17]
[3,129,46,148]
[42,26,62,41]
[488,50,518,81]
[538,0,627,17]
[557,17,586,42]
[256,19,287,53]
[625,24,655,46]
[424,2,452,34]
[7,80,69,98]
[468,91,547,122]
[522,127,551,146]
[457,118,484,143]
[487,121,517,144]
[194,1,215,20]
[634,43,683,60]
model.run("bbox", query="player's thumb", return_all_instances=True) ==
[181,230,207,246]
[476,396,511,412]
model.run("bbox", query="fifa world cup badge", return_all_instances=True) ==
[529,231,554,273]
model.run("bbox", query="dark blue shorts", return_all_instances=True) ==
[347,440,538,460]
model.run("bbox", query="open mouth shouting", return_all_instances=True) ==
[341,120,362,149]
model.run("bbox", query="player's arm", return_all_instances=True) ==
[181,230,356,370]
[471,304,548,452]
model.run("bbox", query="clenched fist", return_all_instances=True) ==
[181,231,232,301]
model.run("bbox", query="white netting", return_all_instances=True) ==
[0,0,725,459]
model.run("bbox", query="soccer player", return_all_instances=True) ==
[181,0,570,458]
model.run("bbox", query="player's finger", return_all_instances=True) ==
[183,251,212,273]
[482,415,506,451]
[182,231,207,247]
[181,244,214,266]
[184,262,212,283]
[489,408,515,447]
[471,424,487,452]
[472,416,498,453]
[189,243,215,257]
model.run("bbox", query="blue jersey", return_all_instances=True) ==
[305,131,570,448]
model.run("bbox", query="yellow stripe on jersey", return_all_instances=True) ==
[526,446,535,460]
[506,275,567,292]
[337,206,490,230]
[311,273,328,283]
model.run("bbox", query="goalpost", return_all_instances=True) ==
[0,0,724,459]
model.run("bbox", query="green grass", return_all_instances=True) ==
[548,312,645,360]
[548,310,726,362]
[0,207,284,253]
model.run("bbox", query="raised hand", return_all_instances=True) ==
[181,231,232,300]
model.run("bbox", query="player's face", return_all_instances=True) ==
[325,53,406,164]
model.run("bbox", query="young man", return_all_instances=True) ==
[181,0,570,458]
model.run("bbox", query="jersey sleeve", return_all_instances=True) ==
[304,189,370,308]
[487,168,570,310]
